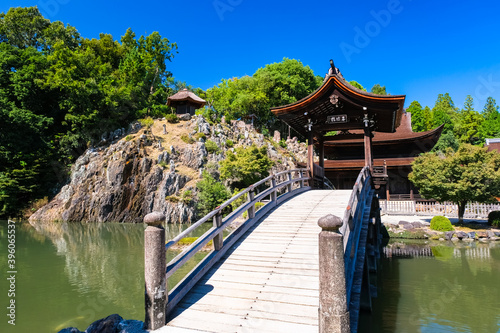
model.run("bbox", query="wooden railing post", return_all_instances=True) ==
[271,176,277,203]
[287,171,293,193]
[213,210,223,251]
[318,214,350,333]
[144,225,167,330]
[248,188,256,219]
[299,170,304,188]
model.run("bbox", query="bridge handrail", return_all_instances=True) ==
[164,168,311,314]
[339,166,372,307]
[165,168,307,251]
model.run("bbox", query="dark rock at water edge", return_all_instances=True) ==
[58,328,82,333]
[445,231,454,240]
[58,315,146,333]
[456,231,468,240]
[403,223,415,230]
[86,314,123,333]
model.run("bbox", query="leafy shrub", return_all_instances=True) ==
[181,190,193,204]
[125,135,133,141]
[181,134,195,144]
[196,171,231,216]
[165,114,179,124]
[225,139,234,148]
[220,145,274,189]
[279,139,287,148]
[488,211,500,227]
[139,117,154,129]
[194,132,206,141]
[430,215,454,231]
[205,140,220,154]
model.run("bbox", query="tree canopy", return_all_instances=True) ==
[409,144,500,222]
[206,58,323,130]
[219,145,274,189]
[0,7,177,217]
[410,94,500,152]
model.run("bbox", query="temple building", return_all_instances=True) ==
[167,89,206,115]
[271,61,443,199]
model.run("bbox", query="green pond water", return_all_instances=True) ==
[0,220,211,333]
[1,221,499,333]
[359,239,500,333]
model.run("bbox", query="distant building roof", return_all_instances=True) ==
[167,89,206,108]
[485,138,500,152]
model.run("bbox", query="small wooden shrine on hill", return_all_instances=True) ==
[167,89,206,115]
[271,60,443,199]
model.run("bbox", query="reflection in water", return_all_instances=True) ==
[0,220,211,333]
[360,240,500,333]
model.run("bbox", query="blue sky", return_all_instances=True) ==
[3,0,500,110]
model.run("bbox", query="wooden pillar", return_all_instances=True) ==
[363,114,373,171]
[307,130,314,183]
[319,138,325,189]
[319,139,325,168]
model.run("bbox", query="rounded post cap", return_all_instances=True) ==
[318,214,343,231]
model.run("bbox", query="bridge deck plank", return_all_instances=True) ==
[159,189,352,333]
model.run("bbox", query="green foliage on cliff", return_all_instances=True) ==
[0,7,178,217]
[220,145,274,189]
[196,171,231,216]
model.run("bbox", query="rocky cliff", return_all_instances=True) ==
[30,116,308,223]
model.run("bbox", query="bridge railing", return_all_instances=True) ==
[339,166,372,307]
[146,168,310,327]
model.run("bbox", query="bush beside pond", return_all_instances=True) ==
[488,211,500,228]
[430,216,454,231]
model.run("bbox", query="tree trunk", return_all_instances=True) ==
[458,201,466,224]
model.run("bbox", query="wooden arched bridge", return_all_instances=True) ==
[144,167,383,333]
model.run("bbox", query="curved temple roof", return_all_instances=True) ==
[271,65,406,137]
[167,89,206,108]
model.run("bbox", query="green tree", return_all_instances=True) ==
[219,145,274,189]
[349,80,366,91]
[196,171,231,217]
[0,7,179,217]
[206,58,322,131]
[431,93,458,133]
[409,144,500,223]
[432,131,459,153]
[479,97,500,140]
[456,95,483,144]
[407,100,431,132]
[483,96,499,120]
[370,84,387,95]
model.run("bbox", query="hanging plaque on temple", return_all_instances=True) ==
[326,114,348,124]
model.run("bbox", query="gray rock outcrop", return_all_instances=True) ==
[31,115,308,223]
